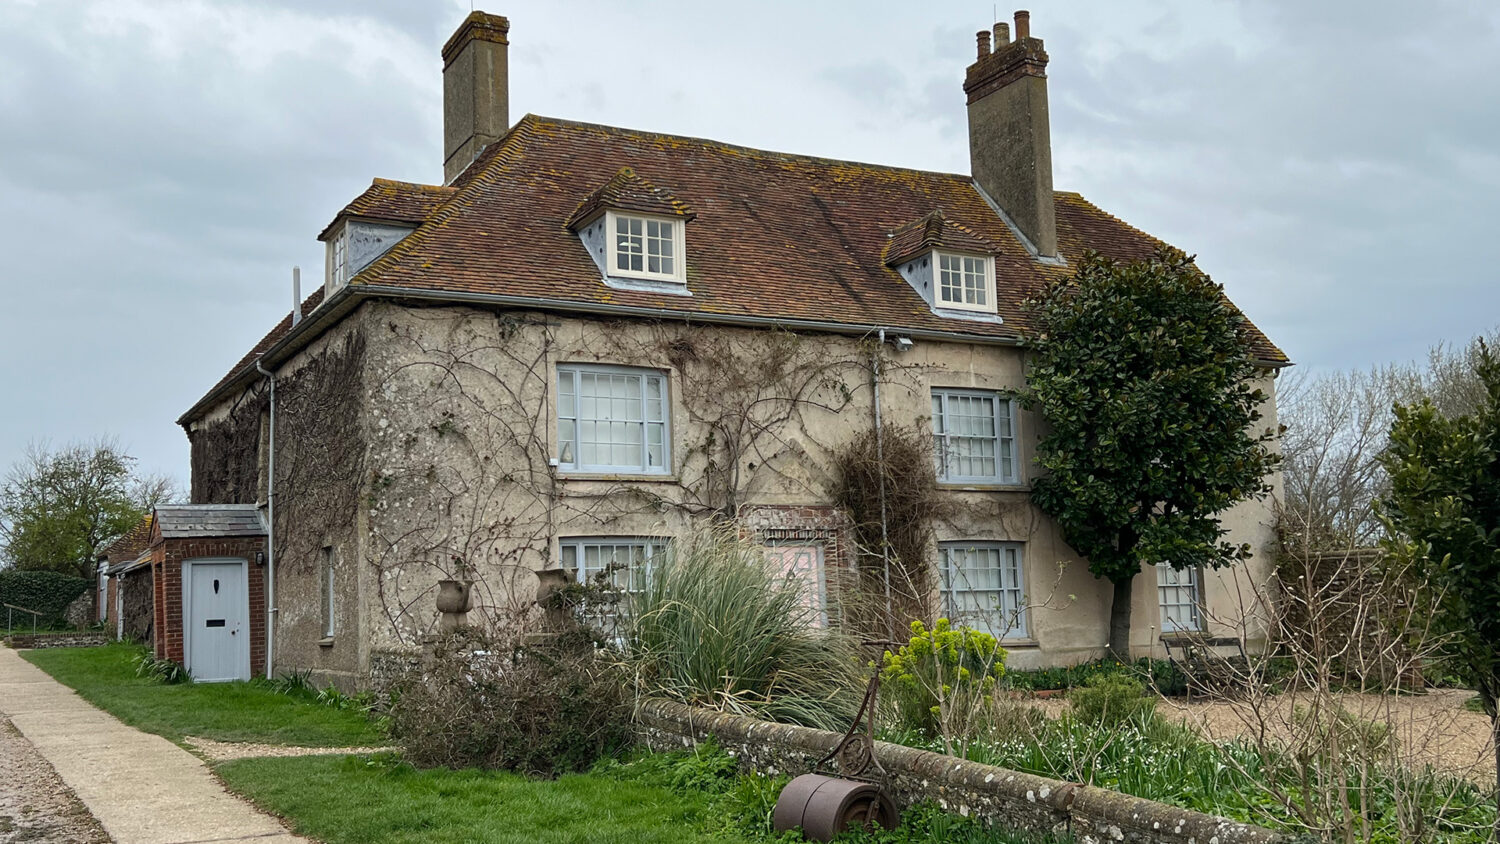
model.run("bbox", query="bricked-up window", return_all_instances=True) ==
[935,251,995,313]
[931,389,1018,484]
[556,364,670,474]
[940,541,1027,639]
[1157,562,1203,633]
[609,212,683,282]
[321,546,335,639]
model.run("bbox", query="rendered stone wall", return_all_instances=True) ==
[189,299,1284,680]
[636,699,1284,844]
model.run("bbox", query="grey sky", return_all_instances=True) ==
[2,0,1497,489]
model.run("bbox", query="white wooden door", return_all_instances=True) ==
[184,560,249,682]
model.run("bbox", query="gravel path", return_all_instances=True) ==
[184,736,395,761]
[1028,688,1497,783]
[0,717,108,844]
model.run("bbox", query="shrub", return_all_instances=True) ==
[880,618,1007,738]
[264,669,315,697]
[1068,674,1156,727]
[1006,656,1187,696]
[390,626,630,776]
[1290,703,1393,758]
[627,525,862,730]
[133,648,189,684]
[0,570,91,626]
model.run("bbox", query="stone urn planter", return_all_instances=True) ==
[437,579,474,632]
[534,566,571,632]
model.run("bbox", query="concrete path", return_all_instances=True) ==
[0,647,306,844]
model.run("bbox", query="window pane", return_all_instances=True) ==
[557,366,668,472]
[940,543,1026,638]
[558,419,575,462]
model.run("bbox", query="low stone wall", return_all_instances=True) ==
[3,632,111,649]
[636,699,1284,844]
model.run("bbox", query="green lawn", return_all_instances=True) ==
[21,644,385,746]
[217,754,748,844]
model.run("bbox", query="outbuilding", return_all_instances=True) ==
[144,504,268,682]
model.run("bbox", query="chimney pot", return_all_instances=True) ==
[976,30,991,59]
[994,22,1011,46]
[964,8,1057,259]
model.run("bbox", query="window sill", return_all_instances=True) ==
[557,472,679,484]
[1000,638,1039,649]
[318,636,335,649]
[935,481,1030,492]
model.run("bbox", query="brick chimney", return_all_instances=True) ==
[964,10,1058,260]
[442,11,510,185]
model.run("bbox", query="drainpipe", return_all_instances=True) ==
[255,357,277,678]
[872,329,893,637]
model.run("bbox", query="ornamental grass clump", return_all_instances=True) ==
[627,525,862,731]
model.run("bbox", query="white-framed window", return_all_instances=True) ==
[97,563,108,622]
[321,546,336,639]
[556,364,670,475]
[329,230,348,289]
[935,251,994,313]
[562,537,669,594]
[940,542,1027,639]
[932,389,1018,484]
[562,536,669,636]
[609,212,683,282]
[1157,562,1203,633]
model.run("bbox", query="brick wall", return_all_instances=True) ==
[152,536,268,678]
[637,699,1285,844]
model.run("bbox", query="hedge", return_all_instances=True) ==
[0,569,92,625]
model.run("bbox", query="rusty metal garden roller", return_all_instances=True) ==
[772,773,898,841]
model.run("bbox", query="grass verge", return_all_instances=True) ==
[21,643,384,746]
[216,753,748,844]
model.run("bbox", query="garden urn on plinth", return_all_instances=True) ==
[437,579,473,632]
[534,565,571,632]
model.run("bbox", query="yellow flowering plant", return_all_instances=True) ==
[880,618,1007,748]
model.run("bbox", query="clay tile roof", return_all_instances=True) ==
[565,166,696,230]
[884,210,998,267]
[153,504,265,539]
[101,514,154,565]
[186,114,1286,423]
[352,115,1285,362]
[318,178,456,240]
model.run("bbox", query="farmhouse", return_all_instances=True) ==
[172,11,1286,686]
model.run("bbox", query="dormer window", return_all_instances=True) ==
[567,168,694,292]
[886,211,1002,321]
[611,212,682,281]
[329,230,348,289]
[936,252,994,312]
